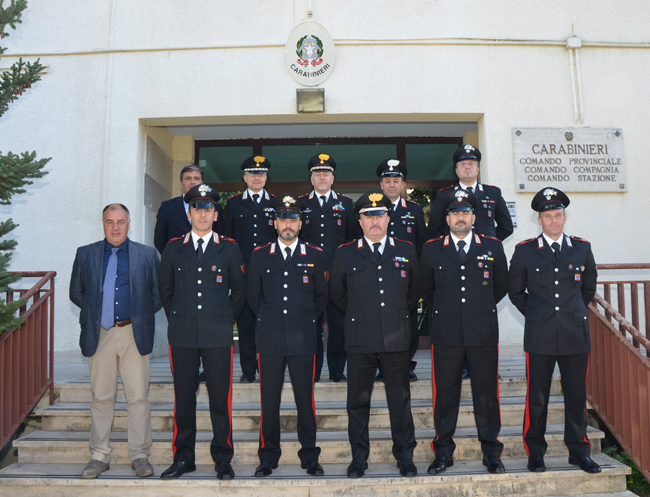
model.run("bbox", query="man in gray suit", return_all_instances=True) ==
[70,204,162,479]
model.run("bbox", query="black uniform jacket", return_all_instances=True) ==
[154,195,224,254]
[508,234,597,356]
[388,197,427,254]
[299,191,360,260]
[427,183,514,241]
[420,233,508,347]
[247,240,329,356]
[224,190,277,265]
[329,237,422,354]
[159,232,247,348]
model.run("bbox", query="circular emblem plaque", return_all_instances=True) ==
[285,21,335,86]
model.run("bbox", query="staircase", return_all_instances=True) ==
[0,352,633,497]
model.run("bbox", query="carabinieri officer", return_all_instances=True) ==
[509,187,600,474]
[247,194,329,477]
[159,184,247,480]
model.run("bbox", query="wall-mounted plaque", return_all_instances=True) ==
[285,21,335,87]
[512,128,626,192]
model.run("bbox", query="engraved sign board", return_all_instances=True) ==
[512,128,626,192]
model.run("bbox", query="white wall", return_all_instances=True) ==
[1,0,648,354]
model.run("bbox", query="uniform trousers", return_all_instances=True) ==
[431,344,503,458]
[379,311,419,375]
[347,351,416,462]
[237,303,257,376]
[169,345,234,464]
[257,353,320,464]
[88,324,151,463]
[524,352,591,458]
[325,303,346,377]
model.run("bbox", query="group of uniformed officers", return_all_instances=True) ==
[150,145,601,480]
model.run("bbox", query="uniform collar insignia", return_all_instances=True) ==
[565,236,573,248]
[300,243,307,256]
[443,235,450,247]
[183,233,191,244]
[400,198,407,208]
[537,237,544,249]
[270,242,277,254]
[213,232,219,244]
[357,239,364,249]
[474,233,482,245]
[388,237,395,247]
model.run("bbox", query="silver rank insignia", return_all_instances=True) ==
[198,184,212,196]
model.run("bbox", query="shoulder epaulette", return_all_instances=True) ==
[438,185,455,193]
[253,242,272,252]
[481,183,502,191]
[298,193,310,199]
[569,235,590,244]
[305,243,324,252]
[393,237,414,246]
[168,235,185,243]
[424,236,445,245]
[227,193,243,200]
[269,193,277,198]
[338,239,358,249]
[478,234,500,242]
[516,237,537,247]
[220,236,237,245]
[405,199,422,206]
[337,193,352,199]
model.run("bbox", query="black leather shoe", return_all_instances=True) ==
[254,461,278,477]
[330,373,347,382]
[568,456,601,474]
[409,370,418,382]
[527,456,546,472]
[427,456,453,474]
[160,460,196,479]
[346,459,368,478]
[397,458,417,477]
[215,462,234,480]
[483,455,506,473]
[240,372,255,383]
[301,460,324,476]
[314,375,321,383]
[198,371,206,383]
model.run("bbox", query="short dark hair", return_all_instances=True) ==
[102,203,130,219]
[180,165,204,182]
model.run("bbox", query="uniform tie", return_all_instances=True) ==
[551,241,560,261]
[252,193,260,204]
[320,195,327,207]
[466,186,474,193]
[284,246,292,262]
[457,240,467,262]
[101,247,119,330]
[196,238,204,263]
[373,242,382,262]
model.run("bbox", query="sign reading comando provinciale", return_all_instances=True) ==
[512,128,626,193]
[285,21,335,87]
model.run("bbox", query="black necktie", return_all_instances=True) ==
[466,186,474,193]
[252,193,260,204]
[373,242,381,262]
[196,238,204,263]
[552,242,560,261]
[284,246,292,263]
[457,240,467,262]
[320,195,327,207]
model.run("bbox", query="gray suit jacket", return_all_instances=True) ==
[69,238,162,357]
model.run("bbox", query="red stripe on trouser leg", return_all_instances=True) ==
[522,352,532,456]
[227,345,234,450]
[583,352,591,448]
[169,345,178,459]
[496,344,503,456]
[430,344,437,454]
[257,354,265,451]
[311,354,317,424]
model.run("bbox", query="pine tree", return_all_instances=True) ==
[0,0,50,334]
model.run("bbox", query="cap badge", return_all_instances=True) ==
[454,190,469,201]
[543,188,558,200]
[318,153,330,164]
[368,192,384,207]
[254,156,266,167]
[387,159,400,171]
[282,195,296,206]
[198,184,212,197]
[464,144,475,152]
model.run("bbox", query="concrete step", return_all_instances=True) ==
[0,455,630,497]
[14,424,603,465]
[37,395,568,432]
[54,376,563,404]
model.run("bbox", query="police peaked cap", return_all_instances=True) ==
[184,184,220,208]
[531,187,570,212]
[241,155,271,173]
[453,144,482,164]
[377,159,407,178]
[355,190,392,215]
[270,194,307,218]
[444,188,478,213]
[308,153,337,172]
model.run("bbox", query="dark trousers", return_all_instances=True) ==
[315,323,324,379]
[238,303,257,376]
[325,303,346,377]
[431,344,503,458]
[379,310,419,375]
[169,345,233,463]
[347,351,416,462]
[257,353,320,464]
[524,352,591,458]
